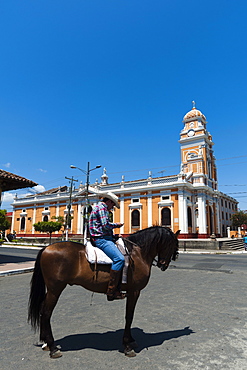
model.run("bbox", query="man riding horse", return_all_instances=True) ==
[88,192,126,301]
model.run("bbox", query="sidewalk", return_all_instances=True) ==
[0,260,35,276]
[0,245,41,277]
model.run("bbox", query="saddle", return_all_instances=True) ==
[85,238,129,284]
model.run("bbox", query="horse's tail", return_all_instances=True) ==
[28,247,46,331]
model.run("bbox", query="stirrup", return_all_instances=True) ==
[107,291,126,301]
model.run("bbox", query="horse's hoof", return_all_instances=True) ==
[50,349,62,358]
[42,343,50,351]
[124,348,136,357]
[129,341,138,349]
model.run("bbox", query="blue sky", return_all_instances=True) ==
[1,0,247,211]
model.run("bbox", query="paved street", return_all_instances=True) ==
[1,253,247,370]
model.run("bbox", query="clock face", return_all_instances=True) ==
[187,129,195,137]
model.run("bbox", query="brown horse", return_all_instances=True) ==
[28,226,179,358]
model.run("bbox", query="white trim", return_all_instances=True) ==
[32,207,36,234]
[120,196,124,234]
[198,193,207,234]
[77,203,82,234]
[128,203,142,209]
[147,192,152,227]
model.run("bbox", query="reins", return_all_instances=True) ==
[121,237,137,264]
[122,237,159,267]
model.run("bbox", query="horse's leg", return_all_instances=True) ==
[123,290,140,357]
[40,285,66,358]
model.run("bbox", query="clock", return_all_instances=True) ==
[187,129,195,137]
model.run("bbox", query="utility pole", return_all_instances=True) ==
[65,176,78,241]
[70,162,101,243]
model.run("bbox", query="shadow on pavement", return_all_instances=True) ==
[0,254,36,264]
[53,326,194,354]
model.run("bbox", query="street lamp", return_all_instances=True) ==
[70,162,101,242]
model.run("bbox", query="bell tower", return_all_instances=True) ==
[179,102,217,189]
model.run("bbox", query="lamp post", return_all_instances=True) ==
[64,176,78,241]
[70,162,101,243]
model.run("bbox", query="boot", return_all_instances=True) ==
[107,269,126,301]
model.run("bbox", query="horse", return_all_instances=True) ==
[28,226,180,358]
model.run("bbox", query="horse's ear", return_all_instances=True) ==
[175,230,180,239]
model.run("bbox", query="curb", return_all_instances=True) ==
[0,266,34,277]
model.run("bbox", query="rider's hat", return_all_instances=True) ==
[101,192,120,208]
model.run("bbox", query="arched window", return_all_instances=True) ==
[43,215,48,222]
[131,210,140,227]
[161,208,171,227]
[108,211,113,223]
[187,207,192,228]
[20,217,25,231]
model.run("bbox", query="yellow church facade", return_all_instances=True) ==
[11,105,238,239]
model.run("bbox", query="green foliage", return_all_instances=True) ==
[33,221,63,234]
[0,209,11,232]
[33,221,63,243]
[51,215,73,229]
[231,211,247,228]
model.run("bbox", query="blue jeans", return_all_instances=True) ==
[94,236,125,271]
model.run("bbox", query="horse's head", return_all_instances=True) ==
[157,229,180,271]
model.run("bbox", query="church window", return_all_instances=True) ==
[187,207,192,227]
[162,196,169,200]
[132,198,140,203]
[131,210,140,227]
[20,217,25,231]
[161,208,171,227]
[108,211,113,222]
[43,215,48,222]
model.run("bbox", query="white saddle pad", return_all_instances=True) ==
[85,238,127,264]
[85,241,113,264]
[85,238,129,284]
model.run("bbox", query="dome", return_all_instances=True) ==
[183,103,206,122]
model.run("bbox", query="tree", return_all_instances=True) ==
[0,209,11,239]
[231,211,247,228]
[51,215,73,239]
[33,221,63,244]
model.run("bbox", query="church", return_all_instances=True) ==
[11,104,238,239]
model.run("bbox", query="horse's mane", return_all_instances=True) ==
[126,226,177,258]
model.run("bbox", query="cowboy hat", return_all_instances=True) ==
[101,192,120,208]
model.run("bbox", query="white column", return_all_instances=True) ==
[77,203,82,234]
[198,193,207,234]
[178,191,188,233]
[147,192,152,227]
[56,203,60,217]
[11,209,15,233]
[215,199,220,235]
[120,195,124,234]
[32,206,36,234]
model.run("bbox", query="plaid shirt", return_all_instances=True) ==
[89,201,119,238]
